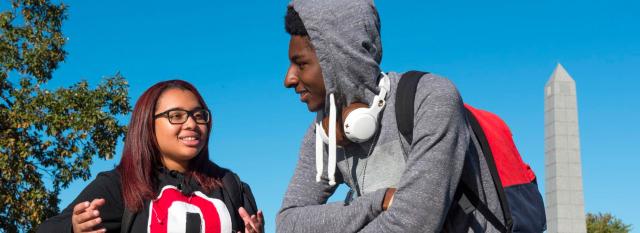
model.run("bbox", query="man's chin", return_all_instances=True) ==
[307,103,325,112]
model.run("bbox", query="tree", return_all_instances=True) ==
[587,212,633,233]
[0,0,130,232]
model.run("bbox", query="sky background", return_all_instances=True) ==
[5,0,639,232]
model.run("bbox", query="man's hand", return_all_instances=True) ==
[72,198,106,233]
[382,188,396,211]
[238,207,264,233]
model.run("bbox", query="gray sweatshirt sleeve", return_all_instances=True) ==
[276,124,387,233]
[359,75,470,232]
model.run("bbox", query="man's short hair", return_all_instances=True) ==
[285,6,308,36]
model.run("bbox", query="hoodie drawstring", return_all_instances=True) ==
[315,114,323,182]
[315,93,338,186]
[328,94,337,186]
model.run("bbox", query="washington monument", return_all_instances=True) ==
[544,63,586,233]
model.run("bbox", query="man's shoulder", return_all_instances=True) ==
[417,73,458,93]
[391,71,460,98]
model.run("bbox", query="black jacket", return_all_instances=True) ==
[37,165,257,233]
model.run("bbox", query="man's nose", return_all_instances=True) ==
[284,65,298,88]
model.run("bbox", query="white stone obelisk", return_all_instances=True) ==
[544,63,586,233]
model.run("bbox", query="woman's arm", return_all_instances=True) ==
[36,170,125,233]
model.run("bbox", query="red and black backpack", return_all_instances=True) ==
[395,71,546,232]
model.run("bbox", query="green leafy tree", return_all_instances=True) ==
[0,0,130,232]
[587,212,633,233]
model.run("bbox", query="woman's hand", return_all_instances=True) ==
[238,207,264,233]
[72,198,106,233]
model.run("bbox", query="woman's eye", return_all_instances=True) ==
[170,113,184,119]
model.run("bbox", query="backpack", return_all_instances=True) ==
[120,170,256,233]
[395,71,546,232]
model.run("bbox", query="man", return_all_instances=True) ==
[277,0,505,232]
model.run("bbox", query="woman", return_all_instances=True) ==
[38,80,263,233]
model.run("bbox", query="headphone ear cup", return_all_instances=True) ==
[343,107,377,143]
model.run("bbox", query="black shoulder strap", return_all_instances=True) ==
[240,182,258,215]
[221,170,261,232]
[396,70,429,144]
[221,170,244,231]
[222,171,243,210]
[120,209,136,233]
[396,70,512,232]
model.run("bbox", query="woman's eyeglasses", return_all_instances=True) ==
[154,109,211,124]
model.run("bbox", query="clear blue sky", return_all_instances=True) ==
[17,0,640,232]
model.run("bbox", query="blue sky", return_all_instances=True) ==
[8,0,639,231]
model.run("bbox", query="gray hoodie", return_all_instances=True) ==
[277,0,504,232]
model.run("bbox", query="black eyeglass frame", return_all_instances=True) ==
[153,108,211,125]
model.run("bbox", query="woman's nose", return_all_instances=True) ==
[181,114,197,129]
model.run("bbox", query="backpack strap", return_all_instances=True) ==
[396,71,512,232]
[240,182,258,215]
[222,171,243,211]
[120,209,136,233]
[221,170,258,232]
[465,107,513,232]
[224,171,257,213]
[395,70,429,144]
[221,170,244,231]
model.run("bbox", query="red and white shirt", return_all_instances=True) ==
[147,185,232,233]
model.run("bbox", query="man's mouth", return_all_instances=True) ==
[297,88,310,102]
[299,91,310,102]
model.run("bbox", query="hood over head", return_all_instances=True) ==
[290,0,385,186]
[290,0,383,110]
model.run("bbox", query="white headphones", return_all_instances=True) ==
[320,72,390,144]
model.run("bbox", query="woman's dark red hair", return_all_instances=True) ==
[117,80,222,211]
